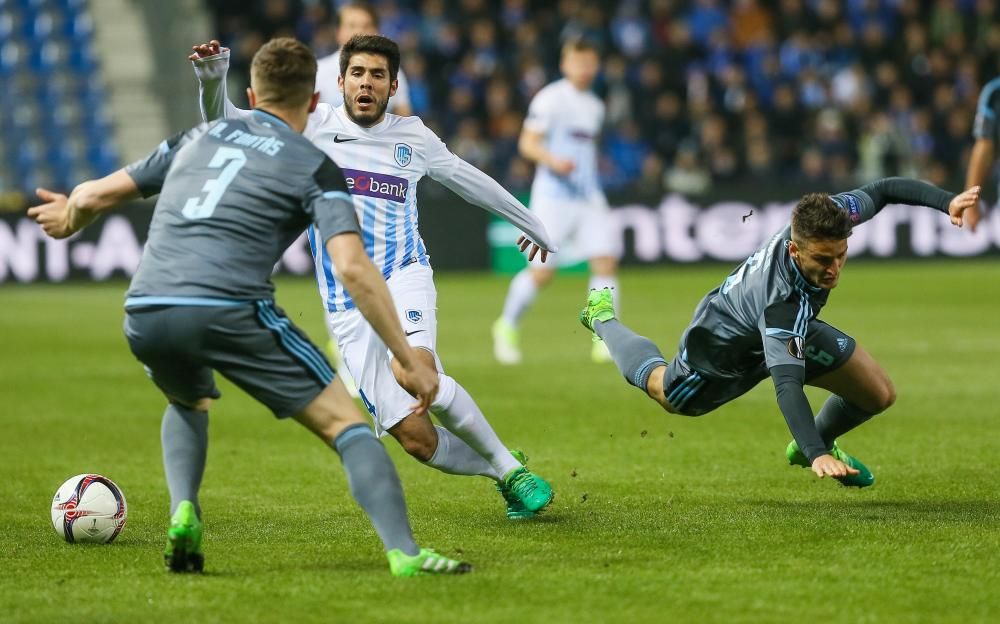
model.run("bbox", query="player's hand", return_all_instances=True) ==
[810,454,860,479]
[189,39,229,61]
[517,235,548,263]
[399,357,439,417]
[948,185,982,232]
[548,158,575,176]
[27,188,74,239]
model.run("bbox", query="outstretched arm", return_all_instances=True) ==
[423,126,557,260]
[27,170,141,238]
[845,178,981,231]
[771,365,859,480]
[434,158,557,260]
[760,300,857,479]
[189,40,251,122]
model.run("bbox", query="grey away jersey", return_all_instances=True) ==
[125,110,360,303]
[680,189,880,379]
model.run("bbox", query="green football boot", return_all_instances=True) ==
[579,288,616,333]
[164,500,204,573]
[786,440,875,488]
[502,464,554,514]
[387,548,473,577]
[496,449,535,519]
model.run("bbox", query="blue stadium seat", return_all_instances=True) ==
[65,12,92,41]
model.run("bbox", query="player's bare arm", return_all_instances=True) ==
[518,127,574,176]
[325,232,438,414]
[28,170,141,239]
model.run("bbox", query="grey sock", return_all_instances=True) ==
[815,395,875,447]
[594,319,668,389]
[161,403,208,517]
[333,424,419,556]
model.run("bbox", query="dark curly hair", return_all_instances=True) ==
[339,34,400,83]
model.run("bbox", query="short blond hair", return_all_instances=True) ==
[250,38,317,108]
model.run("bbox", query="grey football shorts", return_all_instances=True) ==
[123,301,335,418]
[663,319,857,417]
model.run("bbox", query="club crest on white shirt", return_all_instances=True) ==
[394,143,412,167]
[406,309,423,323]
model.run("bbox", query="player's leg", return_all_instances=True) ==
[579,287,670,406]
[392,267,553,514]
[212,301,470,575]
[493,198,572,364]
[124,306,218,573]
[581,197,621,363]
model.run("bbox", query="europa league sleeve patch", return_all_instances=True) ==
[787,336,805,360]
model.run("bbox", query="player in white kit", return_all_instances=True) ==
[493,40,620,365]
[315,2,411,115]
[190,35,556,519]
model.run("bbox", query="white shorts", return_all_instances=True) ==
[325,263,442,436]
[529,195,618,266]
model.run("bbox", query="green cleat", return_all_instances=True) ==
[496,449,536,519]
[579,288,616,333]
[164,500,204,573]
[492,318,522,365]
[387,548,472,577]
[502,465,554,514]
[786,440,875,488]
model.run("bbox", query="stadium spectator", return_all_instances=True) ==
[194,1,1000,197]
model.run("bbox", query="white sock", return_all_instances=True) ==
[433,375,521,479]
[425,425,502,480]
[500,269,538,326]
[589,275,620,314]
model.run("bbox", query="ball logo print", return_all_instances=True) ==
[51,474,128,544]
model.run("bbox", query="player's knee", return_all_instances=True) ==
[872,378,896,414]
[590,256,617,276]
[530,268,555,287]
[168,396,213,412]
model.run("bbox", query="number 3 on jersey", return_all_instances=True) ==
[182,147,247,219]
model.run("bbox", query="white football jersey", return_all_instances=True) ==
[193,51,556,313]
[524,78,605,201]
[316,49,412,114]
[301,105,447,311]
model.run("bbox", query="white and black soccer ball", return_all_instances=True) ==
[51,474,128,544]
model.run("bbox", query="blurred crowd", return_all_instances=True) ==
[205,0,1000,198]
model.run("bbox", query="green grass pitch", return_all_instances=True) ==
[1,262,998,623]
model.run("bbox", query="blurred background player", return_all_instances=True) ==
[964,74,997,220]
[493,39,619,365]
[27,37,468,577]
[315,1,411,115]
[580,178,981,488]
[190,35,557,519]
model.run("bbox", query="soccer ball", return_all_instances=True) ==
[51,474,128,544]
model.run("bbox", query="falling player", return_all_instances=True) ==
[28,38,469,576]
[493,39,620,365]
[189,35,557,519]
[578,178,981,486]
